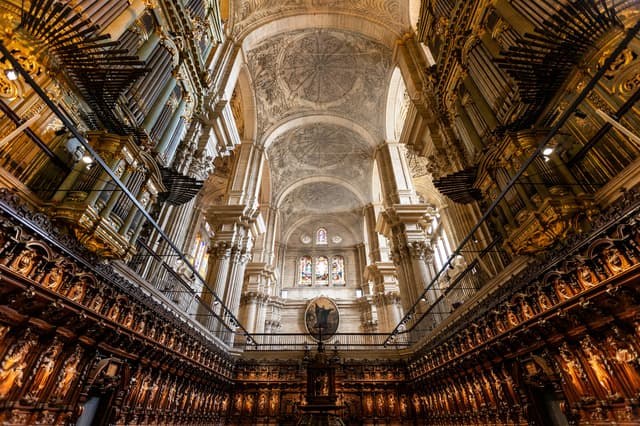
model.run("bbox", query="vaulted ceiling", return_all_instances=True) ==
[231,0,413,238]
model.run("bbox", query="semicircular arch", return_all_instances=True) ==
[261,113,378,151]
[237,12,403,51]
[275,176,367,210]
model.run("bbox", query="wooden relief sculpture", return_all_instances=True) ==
[0,333,37,399]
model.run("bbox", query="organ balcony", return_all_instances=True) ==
[48,131,165,260]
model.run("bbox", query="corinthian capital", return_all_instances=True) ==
[407,241,433,261]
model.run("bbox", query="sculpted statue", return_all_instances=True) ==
[490,369,505,403]
[27,340,64,401]
[258,392,267,414]
[558,343,588,398]
[365,393,373,415]
[376,392,384,416]
[0,335,36,398]
[245,393,254,414]
[411,393,420,414]
[606,334,640,393]
[553,277,574,301]
[576,264,598,289]
[52,347,83,400]
[222,393,229,412]
[582,339,616,396]
[136,373,153,406]
[234,393,242,413]
[122,309,135,328]
[520,299,535,320]
[269,392,278,414]
[10,249,37,276]
[537,291,553,311]
[42,265,65,291]
[399,394,408,417]
[108,302,121,321]
[507,310,519,327]
[388,392,396,414]
[90,292,104,312]
[66,278,87,302]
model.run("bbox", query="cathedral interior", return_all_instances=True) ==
[1,0,640,425]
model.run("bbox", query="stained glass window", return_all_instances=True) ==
[316,256,329,284]
[300,256,312,285]
[316,228,328,244]
[331,256,345,284]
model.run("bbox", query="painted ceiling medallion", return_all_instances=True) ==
[331,235,343,244]
[280,31,358,105]
[301,234,312,244]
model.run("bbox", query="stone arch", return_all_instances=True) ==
[238,13,403,51]
[409,0,421,33]
[229,65,258,142]
[261,114,378,151]
[275,176,367,209]
[384,66,410,142]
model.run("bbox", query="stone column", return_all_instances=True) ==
[226,141,264,207]
[239,292,259,333]
[197,242,232,331]
[365,262,402,333]
[378,205,435,314]
[206,205,265,335]
[375,141,421,205]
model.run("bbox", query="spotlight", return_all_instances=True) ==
[542,147,554,156]
[4,69,18,81]
[81,154,93,164]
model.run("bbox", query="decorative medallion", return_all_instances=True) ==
[304,296,339,341]
[301,234,312,244]
[331,235,343,244]
[279,31,358,105]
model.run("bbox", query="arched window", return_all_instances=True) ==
[316,256,329,284]
[300,256,312,285]
[331,256,345,284]
[316,228,327,245]
[297,254,346,286]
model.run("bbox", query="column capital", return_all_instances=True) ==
[206,205,265,236]
[407,240,434,261]
[376,204,435,239]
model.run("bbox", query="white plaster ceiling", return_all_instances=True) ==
[267,123,373,200]
[278,182,362,231]
[234,0,409,238]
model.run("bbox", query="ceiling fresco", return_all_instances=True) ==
[236,1,405,241]
[266,123,373,200]
[278,182,363,230]
[247,28,391,136]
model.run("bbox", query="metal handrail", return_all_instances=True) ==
[0,40,256,346]
[383,18,640,346]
